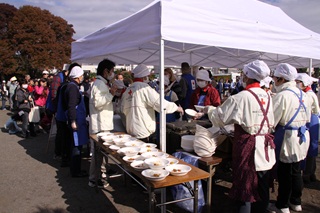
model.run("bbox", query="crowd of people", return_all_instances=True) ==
[1,59,319,213]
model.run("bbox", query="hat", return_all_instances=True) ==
[196,69,211,82]
[164,75,170,86]
[2,80,5,83]
[274,63,297,81]
[243,60,270,81]
[69,66,84,78]
[10,76,17,81]
[296,73,318,86]
[51,68,58,74]
[113,79,125,89]
[42,70,49,75]
[132,64,150,78]
[260,76,273,88]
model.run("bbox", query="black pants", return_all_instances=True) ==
[276,161,302,209]
[54,119,70,160]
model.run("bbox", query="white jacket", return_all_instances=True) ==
[89,76,114,134]
[272,81,312,163]
[208,87,276,171]
[121,81,178,139]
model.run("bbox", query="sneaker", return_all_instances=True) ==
[88,179,109,189]
[8,129,18,134]
[101,172,107,179]
[289,203,302,212]
[268,203,290,213]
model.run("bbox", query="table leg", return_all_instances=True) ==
[194,180,199,213]
[206,165,216,213]
[148,187,155,213]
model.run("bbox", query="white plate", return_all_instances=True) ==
[97,132,112,137]
[139,147,158,153]
[123,155,143,163]
[141,169,169,181]
[124,141,145,147]
[140,143,157,148]
[185,109,197,117]
[165,164,192,176]
[103,141,113,146]
[166,158,179,165]
[119,147,140,157]
[130,160,149,171]
[194,105,205,112]
[144,157,169,170]
[141,151,165,159]
[109,145,120,151]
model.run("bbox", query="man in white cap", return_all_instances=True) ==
[190,69,220,119]
[7,76,18,110]
[269,63,312,213]
[202,60,275,213]
[121,64,184,143]
[63,65,88,177]
[295,73,319,184]
[42,70,49,79]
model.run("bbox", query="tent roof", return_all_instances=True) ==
[71,0,320,68]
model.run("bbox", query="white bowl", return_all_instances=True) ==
[139,147,158,153]
[124,141,145,147]
[185,109,197,117]
[181,135,195,152]
[166,158,179,165]
[144,157,169,170]
[97,131,112,137]
[130,160,149,171]
[119,147,140,157]
[103,141,112,146]
[123,155,143,163]
[116,134,131,139]
[194,105,205,112]
[109,145,120,151]
[140,143,157,148]
[142,169,169,181]
[165,164,192,176]
[113,138,126,147]
[101,135,117,143]
[141,151,164,159]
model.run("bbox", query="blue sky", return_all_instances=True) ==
[2,0,320,39]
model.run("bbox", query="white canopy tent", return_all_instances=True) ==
[72,0,320,68]
[72,0,320,153]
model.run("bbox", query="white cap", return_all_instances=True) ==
[274,63,297,81]
[132,64,150,78]
[42,70,49,75]
[113,79,125,89]
[69,66,84,78]
[2,80,5,83]
[296,73,318,86]
[164,75,170,86]
[10,76,17,81]
[196,69,211,82]
[260,76,273,88]
[243,60,270,81]
[51,68,58,74]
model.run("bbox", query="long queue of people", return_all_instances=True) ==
[1,59,319,213]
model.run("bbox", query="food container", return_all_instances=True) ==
[165,164,192,176]
[181,135,195,152]
[141,169,169,181]
[144,157,169,170]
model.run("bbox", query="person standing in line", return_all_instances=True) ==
[121,64,184,143]
[1,80,8,110]
[269,63,312,213]
[179,62,196,115]
[164,68,183,104]
[199,60,275,213]
[295,73,319,184]
[7,76,18,111]
[64,66,88,178]
[88,59,117,188]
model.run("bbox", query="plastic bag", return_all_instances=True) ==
[171,151,205,212]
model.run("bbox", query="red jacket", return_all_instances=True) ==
[189,84,221,109]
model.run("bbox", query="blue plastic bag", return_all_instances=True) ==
[171,151,205,212]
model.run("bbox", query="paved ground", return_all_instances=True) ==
[0,107,319,213]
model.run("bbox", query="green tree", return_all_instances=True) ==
[3,5,74,77]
